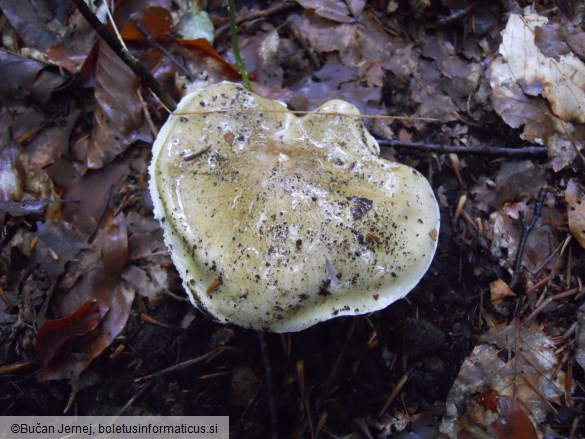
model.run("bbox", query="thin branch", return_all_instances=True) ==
[377,139,548,155]
[72,0,177,111]
[228,0,252,90]
[116,381,155,416]
[130,17,194,81]
[510,188,548,288]
[134,347,227,383]
[215,1,297,40]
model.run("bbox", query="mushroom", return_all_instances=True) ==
[149,82,440,332]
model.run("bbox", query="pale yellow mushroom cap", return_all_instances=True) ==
[149,82,439,332]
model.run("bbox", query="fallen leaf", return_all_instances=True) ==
[489,12,585,171]
[178,38,241,80]
[490,395,538,439]
[0,135,25,201]
[565,179,585,248]
[294,0,355,23]
[37,213,134,381]
[0,0,65,52]
[0,199,67,217]
[440,323,563,438]
[61,163,129,235]
[31,220,87,281]
[534,23,571,59]
[121,6,174,42]
[576,305,585,370]
[85,41,150,170]
[345,0,366,17]
[501,14,585,123]
[46,8,98,73]
[490,279,516,305]
[0,50,67,103]
[35,300,101,381]
[176,5,215,43]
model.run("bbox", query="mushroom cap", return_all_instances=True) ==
[149,82,439,332]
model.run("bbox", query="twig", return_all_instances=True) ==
[228,0,252,90]
[0,360,36,376]
[103,1,128,51]
[510,188,548,288]
[72,0,177,111]
[116,381,154,416]
[526,287,579,321]
[215,1,297,39]
[377,139,548,156]
[286,18,320,69]
[436,1,478,26]
[379,371,409,416]
[130,17,194,81]
[134,347,226,383]
[258,332,278,439]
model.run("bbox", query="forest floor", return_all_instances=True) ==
[1,0,584,438]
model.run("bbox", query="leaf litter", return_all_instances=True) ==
[0,1,584,437]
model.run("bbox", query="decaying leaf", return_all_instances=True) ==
[0,50,67,103]
[565,179,585,248]
[487,199,559,272]
[121,6,174,42]
[0,135,25,201]
[577,305,585,371]
[489,12,585,171]
[178,38,241,80]
[85,41,150,170]
[31,221,87,281]
[490,279,515,305]
[490,395,538,439]
[501,14,585,123]
[35,300,101,381]
[45,7,98,73]
[440,323,564,438]
[0,199,66,217]
[294,0,355,23]
[0,0,65,52]
[36,213,134,381]
[177,4,215,43]
[61,163,129,234]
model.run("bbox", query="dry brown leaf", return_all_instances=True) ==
[501,14,585,123]
[62,163,129,235]
[31,221,87,281]
[489,12,585,171]
[490,279,516,305]
[565,179,585,248]
[85,41,150,170]
[294,0,354,23]
[178,38,241,80]
[36,301,101,382]
[487,200,559,273]
[0,0,65,52]
[345,0,366,17]
[121,6,173,42]
[45,8,98,73]
[440,323,563,438]
[487,394,538,439]
[37,213,134,381]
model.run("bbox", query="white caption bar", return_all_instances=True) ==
[0,416,228,439]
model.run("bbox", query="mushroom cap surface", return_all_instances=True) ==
[149,82,440,332]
